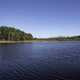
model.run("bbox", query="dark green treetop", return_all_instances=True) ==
[0,26,33,41]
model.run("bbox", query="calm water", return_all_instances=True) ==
[0,41,80,80]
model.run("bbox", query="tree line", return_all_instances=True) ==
[0,26,33,41]
[35,36,80,41]
[46,36,80,41]
[0,26,80,41]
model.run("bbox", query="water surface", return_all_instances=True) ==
[0,41,80,80]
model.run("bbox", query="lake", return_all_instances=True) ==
[0,41,80,80]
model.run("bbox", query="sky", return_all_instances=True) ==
[0,0,80,38]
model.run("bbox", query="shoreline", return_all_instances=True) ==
[0,40,80,44]
[0,40,50,43]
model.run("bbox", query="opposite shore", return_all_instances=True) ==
[0,40,80,44]
[0,26,80,43]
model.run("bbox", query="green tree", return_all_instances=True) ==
[0,26,33,41]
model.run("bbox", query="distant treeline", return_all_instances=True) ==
[0,26,33,41]
[0,26,80,41]
[47,36,80,41]
[35,36,80,41]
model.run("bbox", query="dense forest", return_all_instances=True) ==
[0,26,33,41]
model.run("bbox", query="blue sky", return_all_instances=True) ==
[0,0,80,38]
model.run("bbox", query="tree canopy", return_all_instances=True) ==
[0,26,33,41]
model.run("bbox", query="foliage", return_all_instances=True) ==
[0,26,33,41]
